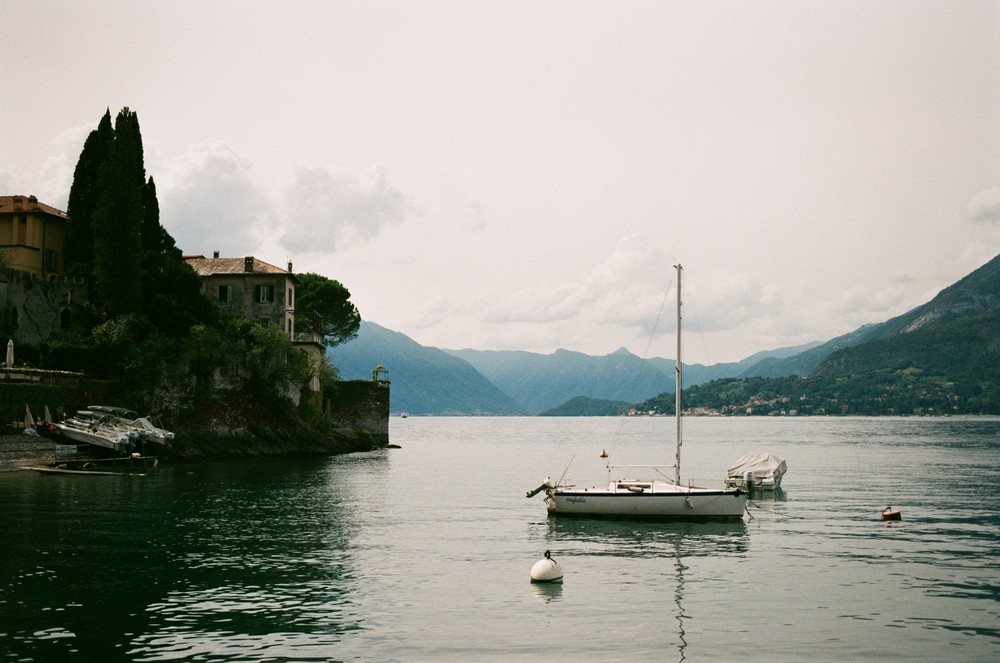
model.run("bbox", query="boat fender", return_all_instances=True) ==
[530,550,564,583]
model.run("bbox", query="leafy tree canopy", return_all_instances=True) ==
[295,273,361,347]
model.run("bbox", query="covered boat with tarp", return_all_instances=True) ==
[725,452,787,490]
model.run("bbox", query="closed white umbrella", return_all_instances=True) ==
[5,339,12,368]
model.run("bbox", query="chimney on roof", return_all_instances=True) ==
[213,250,220,259]
[287,260,293,273]
[244,256,254,272]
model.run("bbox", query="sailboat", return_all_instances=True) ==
[526,264,747,520]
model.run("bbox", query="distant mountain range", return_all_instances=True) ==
[332,253,1000,415]
[330,322,522,415]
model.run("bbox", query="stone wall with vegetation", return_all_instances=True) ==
[0,268,90,346]
[0,373,390,464]
[325,380,390,441]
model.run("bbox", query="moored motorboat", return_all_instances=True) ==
[52,412,133,453]
[725,452,787,491]
[46,405,175,454]
[86,406,174,448]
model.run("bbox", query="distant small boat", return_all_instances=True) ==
[882,506,902,521]
[28,455,158,476]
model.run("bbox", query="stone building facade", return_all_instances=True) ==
[183,252,326,396]
[183,252,297,335]
[0,195,68,277]
[0,196,87,346]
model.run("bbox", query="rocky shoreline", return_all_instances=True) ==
[0,424,387,474]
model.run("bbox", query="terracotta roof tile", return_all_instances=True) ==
[183,255,292,277]
[0,195,67,218]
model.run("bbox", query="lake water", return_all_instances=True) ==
[1,416,998,661]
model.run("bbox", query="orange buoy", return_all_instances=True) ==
[881,506,902,521]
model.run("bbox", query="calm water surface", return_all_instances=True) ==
[1,417,998,661]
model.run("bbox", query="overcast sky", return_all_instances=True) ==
[3,1,998,364]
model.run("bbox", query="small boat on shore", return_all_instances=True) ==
[52,412,133,452]
[28,454,159,476]
[44,405,174,455]
[31,466,120,476]
[85,406,174,448]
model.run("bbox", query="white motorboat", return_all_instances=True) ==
[725,452,787,490]
[86,406,174,447]
[527,264,747,520]
[52,414,133,452]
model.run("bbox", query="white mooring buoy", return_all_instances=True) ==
[530,550,564,583]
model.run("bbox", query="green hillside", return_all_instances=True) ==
[635,255,1000,415]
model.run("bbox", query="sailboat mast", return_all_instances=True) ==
[675,263,682,485]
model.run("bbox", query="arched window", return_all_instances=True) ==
[60,308,72,331]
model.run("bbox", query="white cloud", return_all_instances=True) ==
[0,166,19,193]
[34,123,94,209]
[965,186,1000,225]
[279,164,407,255]
[158,143,275,257]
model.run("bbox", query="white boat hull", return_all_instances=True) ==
[52,423,130,452]
[546,481,746,520]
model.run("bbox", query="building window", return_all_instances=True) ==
[288,287,293,306]
[60,308,72,330]
[44,249,57,271]
[255,284,274,303]
[218,285,230,303]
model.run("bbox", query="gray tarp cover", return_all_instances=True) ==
[726,452,787,480]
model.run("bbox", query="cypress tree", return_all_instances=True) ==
[93,108,145,317]
[66,106,215,336]
[141,175,215,335]
[65,109,113,281]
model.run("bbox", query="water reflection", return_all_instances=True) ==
[749,486,788,501]
[127,454,391,660]
[541,516,749,558]
[530,581,563,603]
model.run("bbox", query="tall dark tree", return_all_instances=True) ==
[142,176,216,335]
[65,107,214,336]
[294,273,361,347]
[93,108,145,317]
[65,109,113,281]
